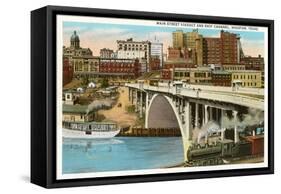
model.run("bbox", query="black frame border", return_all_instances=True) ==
[31,5,274,188]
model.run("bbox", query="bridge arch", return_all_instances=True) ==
[145,94,190,161]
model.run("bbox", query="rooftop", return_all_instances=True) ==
[63,120,117,125]
[63,104,93,114]
[230,70,262,73]
[173,66,211,71]
[137,71,161,80]
[117,38,150,44]
[212,70,231,75]
[71,55,98,59]
[165,59,192,64]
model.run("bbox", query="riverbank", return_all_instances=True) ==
[118,127,181,137]
[164,163,185,168]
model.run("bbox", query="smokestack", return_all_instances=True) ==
[252,129,256,136]
[221,128,225,141]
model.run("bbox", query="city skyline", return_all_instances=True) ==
[63,21,265,57]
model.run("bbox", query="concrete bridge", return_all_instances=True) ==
[125,82,264,162]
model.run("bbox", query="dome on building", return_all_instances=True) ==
[70,31,80,49]
[71,31,80,42]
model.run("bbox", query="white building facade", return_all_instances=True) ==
[116,38,151,73]
[151,42,163,68]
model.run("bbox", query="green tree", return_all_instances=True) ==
[101,78,109,88]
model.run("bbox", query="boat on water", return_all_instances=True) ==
[62,121,120,139]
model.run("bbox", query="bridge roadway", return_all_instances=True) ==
[126,83,265,110]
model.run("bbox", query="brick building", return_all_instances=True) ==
[202,30,241,65]
[164,60,196,69]
[240,55,264,70]
[99,58,141,78]
[220,31,240,64]
[211,70,232,86]
[63,57,73,86]
[161,69,172,80]
[149,56,161,71]
[167,47,197,65]
[167,47,181,59]
[203,37,222,65]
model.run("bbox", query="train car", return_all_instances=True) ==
[186,138,255,166]
[232,140,252,157]
[245,135,264,155]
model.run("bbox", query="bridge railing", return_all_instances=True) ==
[125,83,264,110]
[181,84,264,96]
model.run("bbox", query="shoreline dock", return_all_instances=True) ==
[117,127,181,137]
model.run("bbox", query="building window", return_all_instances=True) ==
[78,62,83,71]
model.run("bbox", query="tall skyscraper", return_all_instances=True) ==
[172,30,184,49]
[220,30,240,64]
[202,30,241,65]
[186,29,203,66]
[172,29,203,65]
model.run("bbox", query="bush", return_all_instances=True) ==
[126,105,135,113]
[101,78,109,88]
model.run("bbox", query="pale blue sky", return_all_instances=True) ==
[63,21,265,56]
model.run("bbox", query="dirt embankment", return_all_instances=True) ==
[98,87,137,127]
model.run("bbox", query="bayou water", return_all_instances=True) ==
[63,137,183,174]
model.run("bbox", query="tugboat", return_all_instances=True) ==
[62,121,120,139]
